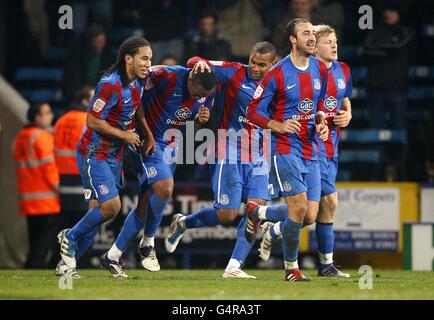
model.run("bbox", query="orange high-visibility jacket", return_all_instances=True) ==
[53,110,87,175]
[12,125,60,215]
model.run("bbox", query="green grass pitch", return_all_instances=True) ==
[0,269,433,300]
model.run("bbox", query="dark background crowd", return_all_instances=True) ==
[2,0,434,183]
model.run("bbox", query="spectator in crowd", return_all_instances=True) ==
[138,1,187,64]
[23,0,50,60]
[70,0,114,35]
[184,11,232,62]
[158,54,178,66]
[271,0,314,56]
[217,0,264,61]
[363,1,415,129]
[12,102,60,269]
[310,0,345,42]
[53,86,94,268]
[63,24,115,101]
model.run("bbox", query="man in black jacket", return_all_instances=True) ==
[363,2,414,129]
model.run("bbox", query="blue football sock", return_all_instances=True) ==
[316,222,334,268]
[230,215,255,263]
[265,204,287,221]
[76,226,99,260]
[185,206,219,229]
[114,208,145,252]
[144,194,167,238]
[67,206,105,242]
[282,218,302,263]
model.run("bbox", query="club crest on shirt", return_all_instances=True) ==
[324,96,337,111]
[220,194,229,205]
[314,79,321,90]
[92,98,106,112]
[99,185,109,195]
[338,78,346,89]
[298,98,314,113]
[175,107,192,120]
[148,167,157,178]
[283,181,292,192]
[197,97,206,104]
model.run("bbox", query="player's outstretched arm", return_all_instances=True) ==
[86,113,141,148]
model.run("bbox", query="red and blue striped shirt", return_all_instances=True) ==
[318,60,352,158]
[78,71,143,163]
[247,55,328,160]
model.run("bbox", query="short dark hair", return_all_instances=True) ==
[85,23,105,44]
[191,70,217,91]
[158,54,178,65]
[27,102,47,123]
[251,41,277,60]
[286,18,312,38]
[199,10,218,24]
[73,85,94,106]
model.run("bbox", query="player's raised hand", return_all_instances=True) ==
[333,110,352,128]
[123,129,141,148]
[316,123,329,141]
[193,61,211,74]
[196,105,210,124]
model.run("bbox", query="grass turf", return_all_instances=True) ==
[0,269,433,300]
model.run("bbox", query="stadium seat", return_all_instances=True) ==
[20,89,62,102]
[340,129,407,143]
[421,25,434,37]
[109,28,144,44]
[15,67,64,83]
[339,149,381,163]
[46,47,69,62]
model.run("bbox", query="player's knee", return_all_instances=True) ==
[154,184,173,201]
[291,203,308,220]
[217,209,238,223]
[324,198,338,214]
[100,198,121,218]
[303,215,316,226]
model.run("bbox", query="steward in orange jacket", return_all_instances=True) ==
[13,102,60,268]
[54,86,93,220]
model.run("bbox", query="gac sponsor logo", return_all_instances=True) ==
[124,109,137,126]
[324,96,337,111]
[166,119,187,126]
[176,107,192,120]
[298,98,314,113]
